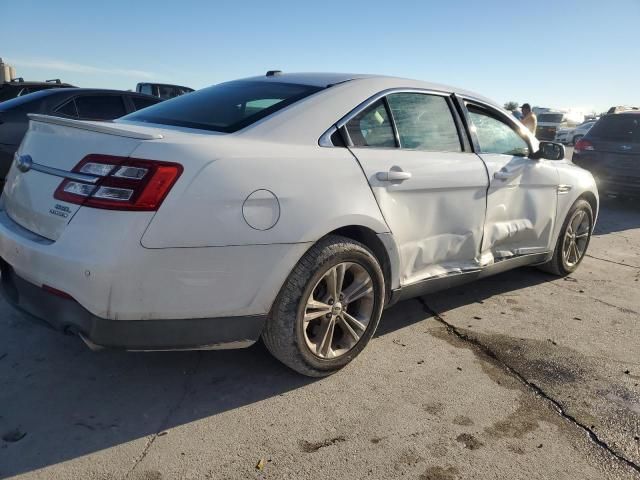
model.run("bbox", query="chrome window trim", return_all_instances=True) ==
[318,125,337,147]
[319,87,452,148]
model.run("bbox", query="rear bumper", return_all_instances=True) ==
[0,205,309,321]
[0,260,266,350]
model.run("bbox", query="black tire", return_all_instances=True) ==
[262,235,385,377]
[539,199,593,276]
[572,135,583,146]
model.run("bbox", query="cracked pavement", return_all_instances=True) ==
[1,197,639,479]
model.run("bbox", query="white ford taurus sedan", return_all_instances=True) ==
[0,72,598,376]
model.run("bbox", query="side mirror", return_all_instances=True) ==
[532,141,565,161]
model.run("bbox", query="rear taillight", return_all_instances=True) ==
[54,154,182,211]
[574,139,594,154]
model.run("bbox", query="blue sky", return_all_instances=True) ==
[2,0,638,113]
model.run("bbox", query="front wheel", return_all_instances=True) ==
[262,235,385,377]
[539,199,593,276]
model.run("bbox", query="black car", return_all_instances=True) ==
[573,111,640,197]
[0,78,75,102]
[0,88,161,181]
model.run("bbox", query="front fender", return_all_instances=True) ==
[553,161,599,239]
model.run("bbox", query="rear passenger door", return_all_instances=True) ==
[342,91,489,286]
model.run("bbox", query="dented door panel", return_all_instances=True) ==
[349,148,489,286]
[477,155,559,263]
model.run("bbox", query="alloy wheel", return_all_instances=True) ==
[301,262,375,359]
[562,209,591,267]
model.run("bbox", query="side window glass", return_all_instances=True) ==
[55,99,78,117]
[139,84,153,96]
[387,93,461,151]
[468,106,529,156]
[345,100,396,148]
[158,85,176,99]
[131,96,159,110]
[75,95,127,119]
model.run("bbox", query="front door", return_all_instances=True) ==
[463,101,559,263]
[344,92,489,286]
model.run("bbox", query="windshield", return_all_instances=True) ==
[588,115,640,142]
[122,80,323,133]
[537,113,564,123]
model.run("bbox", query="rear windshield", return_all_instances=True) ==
[537,113,564,123]
[122,80,323,133]
[588,115,640,142]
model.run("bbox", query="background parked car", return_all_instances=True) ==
[0,88,161,182]
[555,120,596,145]
[136,82,194,99]
[573,111,640,197]
[536,110,583,141]
[0,78,75,102]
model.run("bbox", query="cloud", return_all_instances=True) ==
[10,58,156,79]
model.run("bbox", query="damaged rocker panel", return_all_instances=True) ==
[388,251,552,306]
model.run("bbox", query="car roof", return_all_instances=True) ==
[1,80,74,87]
[238,72,493,103]
[38,87,154,95]
[138,82,193,89]
[610,111,640,115]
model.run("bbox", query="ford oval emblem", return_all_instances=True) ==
[16,154,33,173]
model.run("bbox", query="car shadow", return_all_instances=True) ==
[594,197,640,235]
[0,267,567,478]
[376,267,555,337]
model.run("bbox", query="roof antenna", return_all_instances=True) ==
[266,70,282,77]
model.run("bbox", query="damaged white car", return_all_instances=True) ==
[0,72,598,376]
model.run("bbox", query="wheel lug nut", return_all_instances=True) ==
[326,313,332,319]
[328,299,334,305]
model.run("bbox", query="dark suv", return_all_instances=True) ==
[572,112,640,197]
[0,88,161,181]
[0,78,75,102]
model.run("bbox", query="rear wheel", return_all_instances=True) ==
[539,199,593,276]
[262,235,385,377]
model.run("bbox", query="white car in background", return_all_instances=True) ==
[536,110,584,142]
[556,120,597,145]
[0,72,598,376]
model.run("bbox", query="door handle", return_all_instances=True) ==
[376,170,412,182]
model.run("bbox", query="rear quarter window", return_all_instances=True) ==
[122,80,322,133]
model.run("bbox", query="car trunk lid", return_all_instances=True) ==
[1,114,162,241]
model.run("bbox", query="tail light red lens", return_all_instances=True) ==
[54,154,183,211]
[574,139,594,154]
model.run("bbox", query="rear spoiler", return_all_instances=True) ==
[27,114,163,140]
